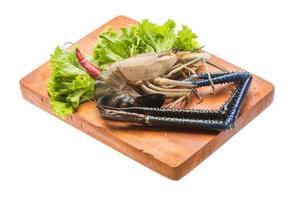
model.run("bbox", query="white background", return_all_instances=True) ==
[0,0,291,199]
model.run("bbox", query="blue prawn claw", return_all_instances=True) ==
[97,71,252,131]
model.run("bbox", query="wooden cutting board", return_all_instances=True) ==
[19,16,274,180]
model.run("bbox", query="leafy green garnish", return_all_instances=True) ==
[48,47,95,118]
[93,19,200,68]
[175,25,200,51]
[48,19,200,118]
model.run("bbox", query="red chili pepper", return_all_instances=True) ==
[76,48,101,79]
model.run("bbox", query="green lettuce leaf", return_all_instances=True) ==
[174,25,200,51]
[93,19,200,68]
[48,47,95,118]
[137,19,177,52]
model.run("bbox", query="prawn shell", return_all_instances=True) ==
[112,52,177,81]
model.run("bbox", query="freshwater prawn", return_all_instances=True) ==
[76,48,252,131]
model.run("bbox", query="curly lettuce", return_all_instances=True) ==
[48,19,200,117]
[48,47,95,118]
[93,19,200,68]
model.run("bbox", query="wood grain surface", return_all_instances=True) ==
[19,16,274,180]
